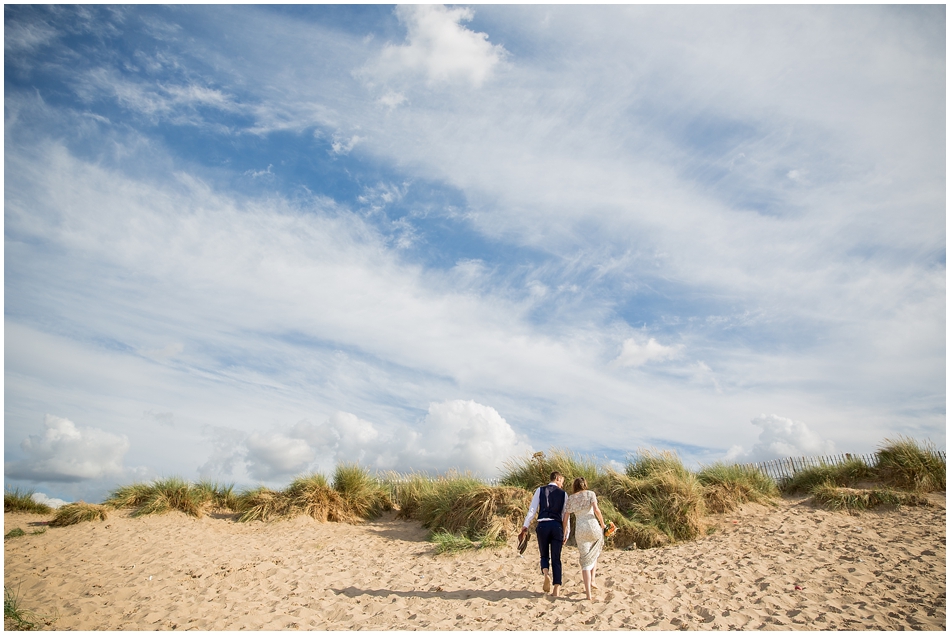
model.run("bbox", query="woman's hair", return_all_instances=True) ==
[572,477,588,493]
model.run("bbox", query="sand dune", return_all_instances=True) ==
[4,493,945,630]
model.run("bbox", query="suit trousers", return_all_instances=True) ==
[535,520,563,585]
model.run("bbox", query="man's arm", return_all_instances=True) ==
[522,487,541,529]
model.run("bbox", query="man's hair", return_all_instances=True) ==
[550,471,563,482]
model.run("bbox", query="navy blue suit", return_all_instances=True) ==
[535,483,567,585]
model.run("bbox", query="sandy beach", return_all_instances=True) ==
[4,493,945,630]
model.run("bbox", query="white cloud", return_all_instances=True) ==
[331,134,363,155]
[410,400,535,475]
[76,67,239,124]
[614,337,682,367]
[3,6,944,495]
[31,492,69,509]
[728,414,836,462]
[245,431,315,481]
[376,5,506,87]
[5,415,129,482]
[231,400,534,481]
[378,91,407,109]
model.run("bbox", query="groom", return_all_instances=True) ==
[519,471,569,596]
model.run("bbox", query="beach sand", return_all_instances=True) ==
[4,493,945,630]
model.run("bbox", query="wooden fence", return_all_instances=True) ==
[738,451,947,484]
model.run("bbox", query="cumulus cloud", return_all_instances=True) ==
[727,414,836,462]
[410,400,535,474]
[245,431,315,481]
[224,400,534,481]
[378,5,506,87]
[5,415,129,482]
[31,492,69,509]
[614,337,682,368]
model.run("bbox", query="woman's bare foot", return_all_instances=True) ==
[552,584,560,597]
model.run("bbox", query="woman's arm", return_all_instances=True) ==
[592,493,606,529]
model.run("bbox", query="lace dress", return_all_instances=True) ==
[565,490,603,571]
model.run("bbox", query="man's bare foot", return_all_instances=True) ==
[552,584,560,597]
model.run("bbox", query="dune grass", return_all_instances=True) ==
[332,464,392,520]
[810,482,931,512]
[781,457,876,494]
[697,463,780,513]
[875,436,946,492]
[429,529,506,554]
[236,466,389,523]
[500,449,605,492]
[4,489,53,515]
[5,528,26,539]
[49,502,109,527]
[235,487,291,522]
[4,584,55,631]
[80,436,942,549]
[285,473,352,522]
[105,478,238,518]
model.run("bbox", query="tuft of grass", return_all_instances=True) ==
[441,486,532,543]
[4,585,54,631]
[235,487,291,523]
[429,529,506,554]
[49,502,109,527]
[500,449,603,492]
[386,471,440,520]
[625,449,694,481]
[4,489,53,515]
[286,473,353,522]
[697,463,780,513]
[781,458,876,495]
[5,528,26,539]
[602,464,707,543]
[875,436,946,492]
[193,481,239,512]
[810,482,931,513]
[412,473,486,530]
[332,464,392,521]
[103,482,153,510]
[105,477,219,518]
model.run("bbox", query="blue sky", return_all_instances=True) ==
[4,4,945,505]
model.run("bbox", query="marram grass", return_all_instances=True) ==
[697,463,780,513]
[4,488,53,515]
[781,458,876,495]
[49,502,109,527]
[500,449,604,492]
[429,529,506,554]
[82,436,943,551]
[810,483,931,513]
[875,436,946,492]
[106,478,239,518]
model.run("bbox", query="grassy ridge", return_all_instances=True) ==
[10,437,943,551]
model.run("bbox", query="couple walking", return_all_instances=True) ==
[518,471,607,600]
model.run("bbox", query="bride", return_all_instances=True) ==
[563,477,607,601]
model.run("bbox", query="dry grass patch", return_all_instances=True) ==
[4,489,52,515]
[698,463,779,513]
[810,483,931,513]
[876,436,946,493]
[49,502,108,527]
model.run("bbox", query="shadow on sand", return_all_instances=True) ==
[331,585,577,603]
